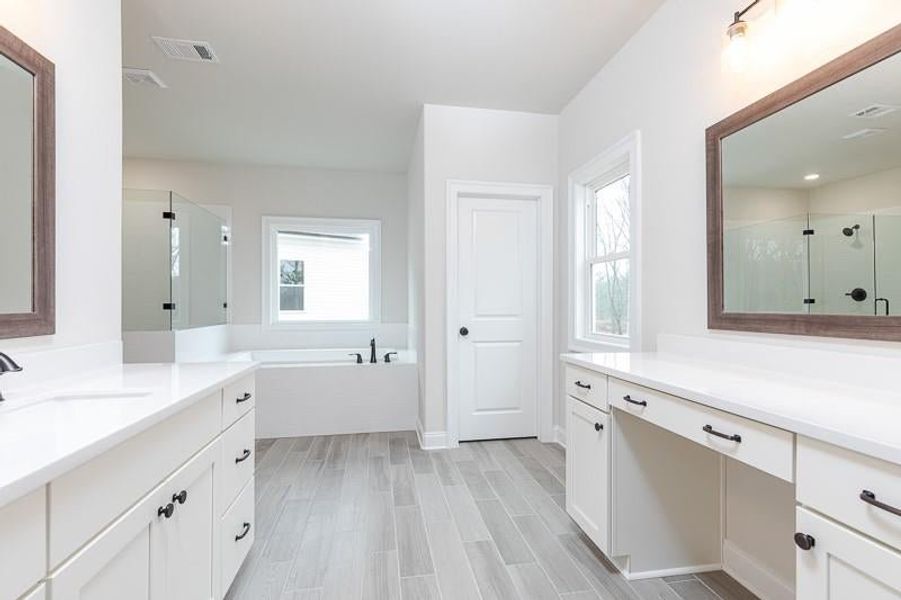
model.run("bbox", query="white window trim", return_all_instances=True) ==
[261,216,382,330]
[568,131,642,352]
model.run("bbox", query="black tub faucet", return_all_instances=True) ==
[384,352,398,363]
[369,338,377,364]
[0,352,23,402]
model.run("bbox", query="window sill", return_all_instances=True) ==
[266,320,382,332]
[568,337,630,354]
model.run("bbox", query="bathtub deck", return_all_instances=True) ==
[226,432,756,600]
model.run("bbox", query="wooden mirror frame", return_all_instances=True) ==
[0,26,55,340]
[707,23,901,342]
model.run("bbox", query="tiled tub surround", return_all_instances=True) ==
[0,361,258,600]
[561,351,901,600]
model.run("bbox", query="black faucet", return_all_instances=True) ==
[384,352,398,363]
[369,338,377,364]
[0,352,23,402]
[348,353,363,364]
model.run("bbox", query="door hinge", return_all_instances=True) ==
[162,302,176,311]
[802,229,815,236]
[803,298,816,305]
[162,211,176,220]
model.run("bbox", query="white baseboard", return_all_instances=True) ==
[722,540,794,600]
[416,419,449,450]
[553,425,567,449]
[623,562,721,581]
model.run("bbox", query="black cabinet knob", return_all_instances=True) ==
[794,532,815,550]
[846,288,868,302]
[459,326,469,336]
[594,422,603,432]
[172,490,187,505]
[158,503,175,519]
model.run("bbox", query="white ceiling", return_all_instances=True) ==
[122,0,665,172]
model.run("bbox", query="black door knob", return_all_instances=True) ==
[594,422,603,431]
[459,326,469,336]
[846,288,868,302]
[794,532,815,550]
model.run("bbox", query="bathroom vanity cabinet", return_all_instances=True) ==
[0,366,256,600]
[562,354,901,600]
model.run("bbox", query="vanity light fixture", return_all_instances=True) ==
[803,173,820,181]
[725,0,761,72]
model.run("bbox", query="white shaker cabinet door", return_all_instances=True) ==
[48,504,153,600]
[797,507,901,599]
[150,446,217,600]
[565,396,610,554]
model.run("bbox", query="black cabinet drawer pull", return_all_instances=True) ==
[235,522,252,541]
[236,392,252,404]
[594,422,603,432]
[158,503,175,519]
[623,394,647,407]
[235,449,252,463]
[702,424,742,443]
[574,381,591,390]
[172,490,187,505]
[860,490,901,517]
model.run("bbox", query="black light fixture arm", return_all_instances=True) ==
[733,0,761,24]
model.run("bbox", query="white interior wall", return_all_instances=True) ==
[413,104,558,436]
[123,159,408,350]
[557,0,901,593]
[407,116,427,425]
[0,1,123,376]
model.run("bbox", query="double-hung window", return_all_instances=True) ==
[570,132,640,350]
[263,217,381,326]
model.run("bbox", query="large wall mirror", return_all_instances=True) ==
[708,24,901,341]
[0,26,55,339]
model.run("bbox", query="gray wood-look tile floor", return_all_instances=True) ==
[226,432,758,600]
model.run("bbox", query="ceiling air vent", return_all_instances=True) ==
[123,67,167,88]
[850,104,898,119]
[152,36,219,63]
[843,128,887,140]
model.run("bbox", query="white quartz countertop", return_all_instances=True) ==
[0,361,257,508]
[562,352,901,466]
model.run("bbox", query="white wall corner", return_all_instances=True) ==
[553,424,567,449]
[722,540,794,600]
[416,419,448,450]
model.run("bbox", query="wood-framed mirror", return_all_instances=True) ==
[0,26,55,339]
[707,24,901,342]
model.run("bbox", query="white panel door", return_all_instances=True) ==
[797,507,901,599]
[565,396,610,553]
[456,196,538,441]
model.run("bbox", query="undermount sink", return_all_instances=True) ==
[1,389,153,414]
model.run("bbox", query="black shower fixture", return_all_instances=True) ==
[842,224,861,237]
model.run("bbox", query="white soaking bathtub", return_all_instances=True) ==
[229,348,418,438]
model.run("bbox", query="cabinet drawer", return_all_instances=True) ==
[798,436,901,552]
[222,374,255,429]
[220,409,255,513]
[0,487,46,600]
[564,364,607,411]
[221,478,255,596]
[609,378,794,482]
[49,391,220,567]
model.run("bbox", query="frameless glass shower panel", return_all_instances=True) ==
[723,215,809,313]
[807,214,876,316]
[170,193,228,330]
[874,214,901,316]
[122,189,173,331]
